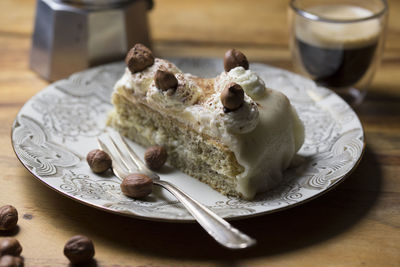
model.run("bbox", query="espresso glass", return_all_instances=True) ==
[289,0,388,106]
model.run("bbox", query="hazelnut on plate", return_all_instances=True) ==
[121,173,153,199]
[144,146,168,170]
[86,149,112,174]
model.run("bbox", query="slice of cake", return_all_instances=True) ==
[107,44,305,199]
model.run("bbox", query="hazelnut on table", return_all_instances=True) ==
[0,238,22,257]
[64,235,95,265]
[0,205,18,231]
[0,255,24,267]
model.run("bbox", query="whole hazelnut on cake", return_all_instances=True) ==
[224,48,249,72]
[0,205,18,231]
[125,43,154,73]
[0,238,22,257]
[86,149,112,173]
[220,82,245,111]
[64,235,95,265]
[121,173,153,199]
[155,69,178,91]
[144,146,167,170]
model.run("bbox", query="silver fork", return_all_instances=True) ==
[97,131,256,249]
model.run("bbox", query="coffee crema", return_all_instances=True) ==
[294,5,381,88]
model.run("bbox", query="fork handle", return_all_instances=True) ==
[154,180,256,249]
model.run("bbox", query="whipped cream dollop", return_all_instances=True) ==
[147,73,202,111]
[202,88,259,135]
[217,67,267,99]
[116,58,181,96]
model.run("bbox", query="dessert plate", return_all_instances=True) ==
[12,58,364,222]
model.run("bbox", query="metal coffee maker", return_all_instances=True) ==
[30,0,153,81]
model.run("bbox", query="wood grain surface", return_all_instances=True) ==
[1,0,399,266]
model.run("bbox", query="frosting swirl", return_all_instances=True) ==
[124,58,181,96]
[146,73,202,111]
[203,90,259,135]
[217,67,266,99]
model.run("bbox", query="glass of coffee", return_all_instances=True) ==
[289,0,388,105]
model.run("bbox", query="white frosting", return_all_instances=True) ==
[117,58,181,96]
[113,59,305,199]
[232,90,304,197]
[217,67,267,99]
[201,84,259,135]
[147,73,202,111]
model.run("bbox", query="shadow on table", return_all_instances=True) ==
[355,86,400,116]
[22,146,381,263]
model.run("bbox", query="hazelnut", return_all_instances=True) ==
[0,238,22,257]
[125,43,154,73]
[144,146,167,170]
[154,70,178,91]
[220,83,245,111]
[0,255,24,267]
[86,149,112,174]
[224,48,249,72]
[0,206,18,231]
[121,174,153,199]
[64,235,95,264]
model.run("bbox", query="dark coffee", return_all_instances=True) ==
[296,38,377,88]
[293,5,382,89]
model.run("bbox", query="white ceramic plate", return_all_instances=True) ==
[12,58,364,222]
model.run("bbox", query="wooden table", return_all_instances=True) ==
[1,0,399,266]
